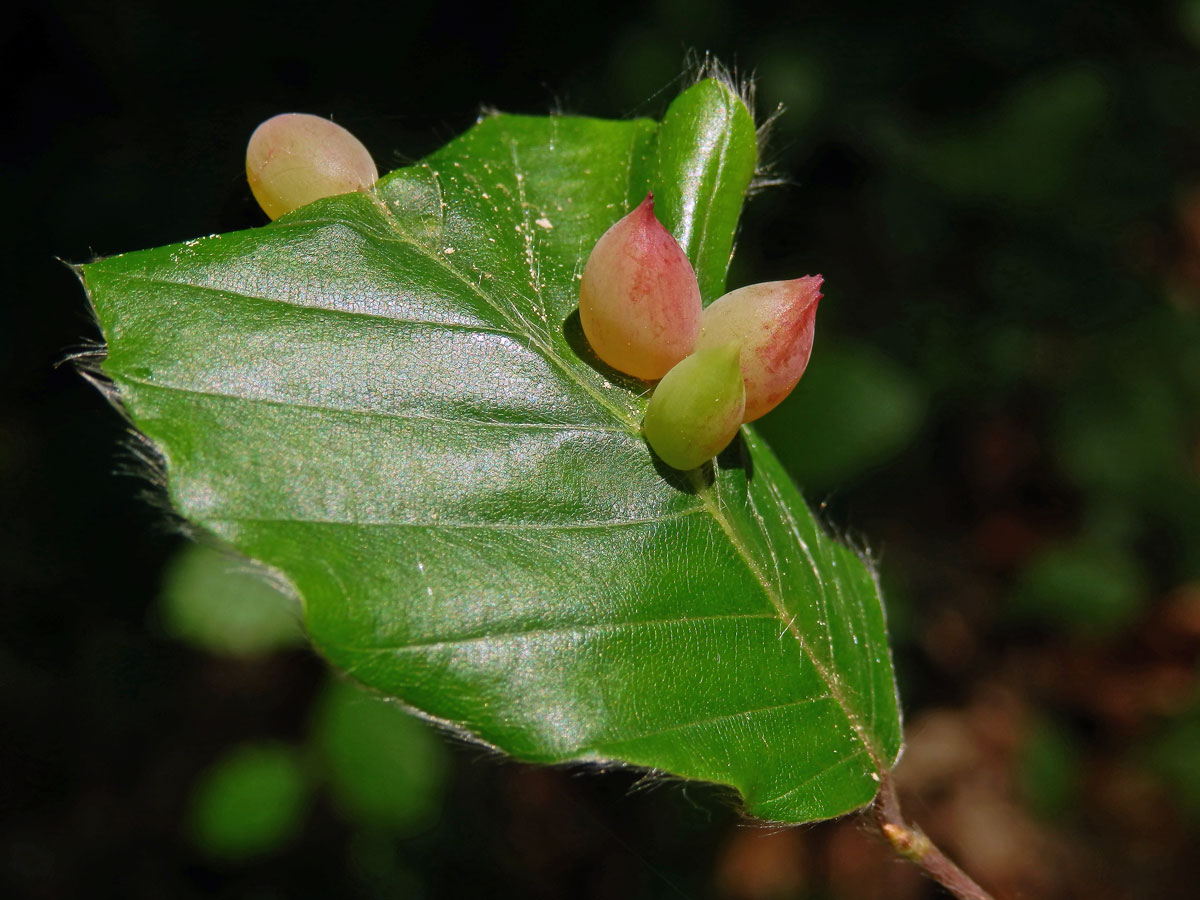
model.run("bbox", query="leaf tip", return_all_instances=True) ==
[684,51,757,119]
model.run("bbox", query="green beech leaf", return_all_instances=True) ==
[83,77,901,823]
[653,77,758,303]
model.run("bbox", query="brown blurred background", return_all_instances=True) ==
[5,0,1200,897]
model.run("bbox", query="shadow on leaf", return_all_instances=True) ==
[561,308,650,395]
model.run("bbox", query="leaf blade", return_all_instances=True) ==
[653,78,759,302]
[84,78,900,823]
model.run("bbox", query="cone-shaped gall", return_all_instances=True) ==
[643,342,746,471]
[579,194,702,380]
[694,276,822,422]
[246,113,379,220]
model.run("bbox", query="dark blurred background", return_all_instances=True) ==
[5,0,1200,897]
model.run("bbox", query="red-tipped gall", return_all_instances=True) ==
[694,276,822,422]
[578,193,703,380]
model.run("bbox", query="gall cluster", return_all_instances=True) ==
[580,195,821,470]
[244,115,820,472]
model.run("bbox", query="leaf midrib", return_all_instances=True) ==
[362,167,884,773]
[691,470,882,769]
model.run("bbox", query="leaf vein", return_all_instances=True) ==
[757,749,869,808]
[601,694,835,747]
[343,612,780,655]
[209,507,707,532]
[115,376,627,435]
[96,269,525,339]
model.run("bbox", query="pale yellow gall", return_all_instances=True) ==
[246,113,378,220]
[642,342,746,470]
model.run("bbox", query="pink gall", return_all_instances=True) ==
[694,276,822,422]
[578,193,702,380]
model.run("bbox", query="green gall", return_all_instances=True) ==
[694,276,822,422]
[246,113,379,220]
[643,342,746,470]
[579,193,702,380]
